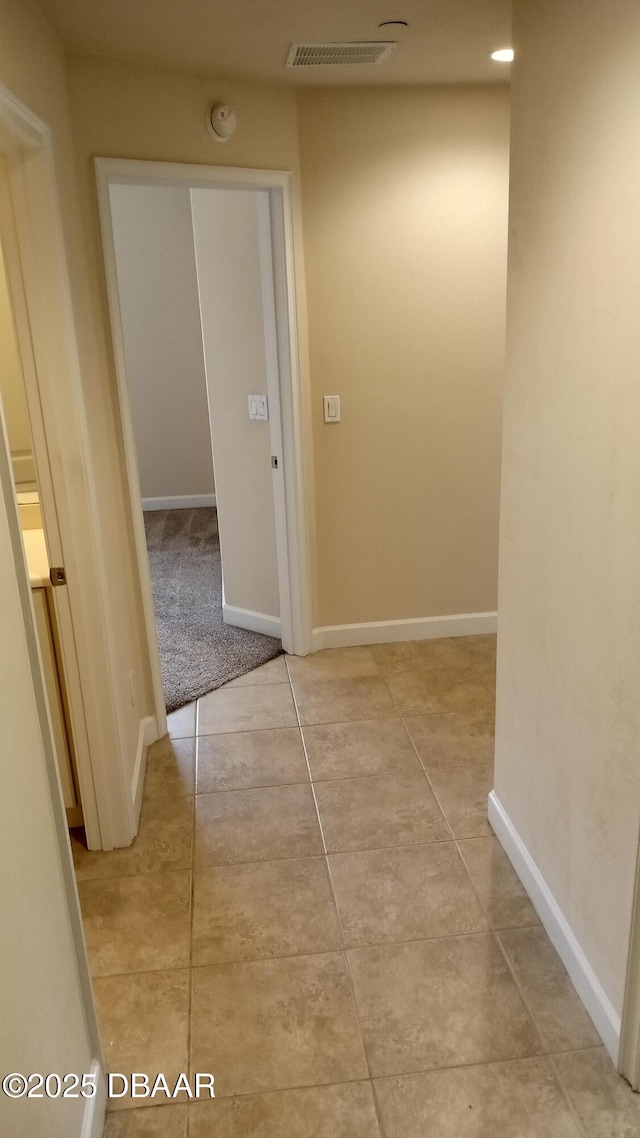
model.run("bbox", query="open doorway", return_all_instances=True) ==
[96,159,313,725]
[107,179,282,712]
[0,88,151,853]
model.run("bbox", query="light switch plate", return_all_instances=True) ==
[323,395,341,423]
[248,394,269,421]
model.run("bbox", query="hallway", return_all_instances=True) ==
[71,638,638,1136]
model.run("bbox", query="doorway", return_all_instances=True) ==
[0,228,83,827]
[0,85,151,853]
[96,159,313,726]
[0,79,105,1130]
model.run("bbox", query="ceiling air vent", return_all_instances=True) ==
[286,42,396,68]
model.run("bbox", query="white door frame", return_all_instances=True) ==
[94,157,313,729]
[0,373,106,1136]
[0,80,105,1129]
[0,84,138,850]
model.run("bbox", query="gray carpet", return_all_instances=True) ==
[144,507,282,713]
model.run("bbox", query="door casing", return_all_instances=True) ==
[0,82,140,852]
[95,157,314,734]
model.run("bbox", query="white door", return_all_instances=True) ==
[191,186,283,640]
[0,406,104,1137]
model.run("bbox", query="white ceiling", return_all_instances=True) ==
[37,0,512,86]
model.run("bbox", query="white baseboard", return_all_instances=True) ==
[312,611,497,651]
[488,790,621,1062]
[142,493,216,511]
[130,714,159,828]
[81,1060,106,1138]
[222,603,281,639]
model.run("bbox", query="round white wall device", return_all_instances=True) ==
[207,103,237,142]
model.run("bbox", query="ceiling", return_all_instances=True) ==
[36,0,512,87]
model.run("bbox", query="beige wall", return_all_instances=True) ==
[496,0,640,1016]
[66,54,302,172]
[64,54,319,625]
[65,60,511,637]
[109,182,215,501]
[298,86,510,626]
[192,187,280,618]
[0,418,97,1135]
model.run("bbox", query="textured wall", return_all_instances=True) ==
[496,0,640,1015]
[298,85,510,626]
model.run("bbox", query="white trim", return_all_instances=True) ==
[81,1060,106,1138]
[0,283,104,1086]
[130,714,159,827]
[0,84,152,854]
[257,189,293,653]
[94,162,167,741]
[142,492,216,511]
[619,837,640,1088]
[488,790,621,1063]
[94,158,313,734]
[312,611,497,650]
[271,170,313,655]
[222,602,281,639]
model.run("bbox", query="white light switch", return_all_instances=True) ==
[323,395,341,423]
[248,394,269,421]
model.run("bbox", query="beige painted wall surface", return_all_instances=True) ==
[298,85,510,626]
[109,182,215,501]
[0,445,96,1135]
[0,0,159,806]
[496,0,640,1015]
[191,187,280,618]
[0,242,31,457]
[65,54,318,623]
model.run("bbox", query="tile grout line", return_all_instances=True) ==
[391,702,456,843]
[198,836,465,866]
[398,709,491,837]
[190,700,497,742]
[448,829,549,1046]
[102,643,590,1132]
[192,718,302,742]
[285,654,390,1138]
[545,1053,592,1138]
[407,714,588,1134]
[178,1046,603,1108]
[193,758,495,795]
[382,660,589,1130]
[180,699,488,743]
[396,682,588,1136]
[80,924,550,985]
[194,763,489,796]
[74,832,489,885]
[491,927,589,1138]
[173,647,496,738]
[453,836,541,939]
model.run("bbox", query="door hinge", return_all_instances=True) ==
[50,566,67,587]
[271,455,279,469]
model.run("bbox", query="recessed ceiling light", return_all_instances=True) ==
[490,48,514,62]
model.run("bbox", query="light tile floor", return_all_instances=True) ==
[71,637,640,1137]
